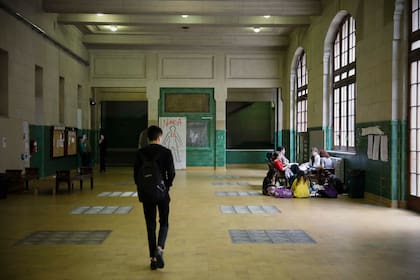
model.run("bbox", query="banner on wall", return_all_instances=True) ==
[159,117,187,169]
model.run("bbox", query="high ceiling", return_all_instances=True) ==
[43,0,322,50]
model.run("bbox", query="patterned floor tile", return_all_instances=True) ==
[229,230,316,244]
[70,206,134,215]
[97,192,137,197]
[215,191,260,197]
[220,206,280,214]
[16,230,111,245]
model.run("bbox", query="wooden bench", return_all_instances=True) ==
[23,167,40,192]
[5,169,24,192]
[72,167,94,191]
[55,167,94,193]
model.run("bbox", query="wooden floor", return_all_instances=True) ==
[1,167,420,280]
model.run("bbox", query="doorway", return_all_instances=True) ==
[159,88,215,167]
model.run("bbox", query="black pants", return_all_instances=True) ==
[99,152,106,171]
[142,197,170,258]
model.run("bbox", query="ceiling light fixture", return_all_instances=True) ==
[109,25,118,32]
[96,13,104,16]
[253,27,261,33]
[181,15,189,18]
[263,15,271,18]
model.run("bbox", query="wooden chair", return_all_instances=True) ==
[23,167,40,191]
[72,167,94,191]
[56,170,71,193]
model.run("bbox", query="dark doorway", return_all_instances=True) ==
[101,101,148,166]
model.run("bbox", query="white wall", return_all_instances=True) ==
[0,0,90,171]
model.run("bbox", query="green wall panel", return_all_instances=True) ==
[328,121,406,201]
[29,125,98,177]
[216,130,226,167]
[30,125,77,177]
[226,150,270,164]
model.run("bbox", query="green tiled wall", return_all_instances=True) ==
[216,130,226,167]
[282,121,406,202]
[226,150,271,164]
[329,121,406,201]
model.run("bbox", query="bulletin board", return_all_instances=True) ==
[51,126,66,158]
[66,127,78,156]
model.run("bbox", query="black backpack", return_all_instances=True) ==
[137,152,167,203]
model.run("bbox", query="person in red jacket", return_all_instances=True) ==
[272,152,285,172]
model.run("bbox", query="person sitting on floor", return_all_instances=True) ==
[291,170,310,198]
[262,169,277,196]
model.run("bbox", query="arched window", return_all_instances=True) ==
[296,52,308,133]
[332,15,356,151]
[409,0,420,197]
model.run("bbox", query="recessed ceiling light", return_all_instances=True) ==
[96,13,104,16]
[263,15,271,19]
[109,25,118,32]
[181,15,189,18]
[253,27,261,33]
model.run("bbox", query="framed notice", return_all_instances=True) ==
[66,127,78,156]
[51,126,66,158]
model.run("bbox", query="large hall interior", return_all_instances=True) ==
[1,0,420,279]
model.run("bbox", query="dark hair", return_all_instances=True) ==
[290,164,299,175]
[296,170,306,182]
[276,146,286,152]
[147,125,163,141]
[271,151,279,161]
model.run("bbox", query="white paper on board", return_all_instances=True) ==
[372,135,380,161]
[367,135,373,159]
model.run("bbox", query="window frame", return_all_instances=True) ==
[332,15,356,152]
[296,52,308,133]
[409,0,420,198]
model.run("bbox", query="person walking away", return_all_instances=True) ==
[133,125,176,270]
[99,134,107,172]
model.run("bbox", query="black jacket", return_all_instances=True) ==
[133,144,176,191]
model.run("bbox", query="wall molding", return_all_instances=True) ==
[226,55,280,79]
[159,54,214,79]
[92,53,146,79]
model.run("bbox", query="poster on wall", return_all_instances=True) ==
[66,127,78,156]
[52,126,66,158]
[159,117,187,169]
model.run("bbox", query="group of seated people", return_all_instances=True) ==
[263,146,339,198]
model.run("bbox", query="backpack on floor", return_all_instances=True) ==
[274,188,293,198]
[317,185,338,198]
[137,152,167,203]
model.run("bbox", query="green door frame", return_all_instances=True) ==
[159,88,216,167]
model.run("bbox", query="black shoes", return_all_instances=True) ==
[150,259,158,270]
[155,249,165,269]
